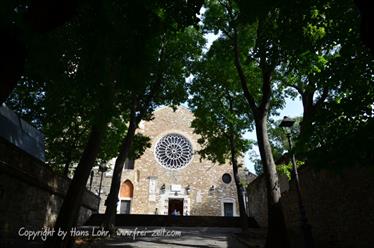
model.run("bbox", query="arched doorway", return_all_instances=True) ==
[118,180,133,214]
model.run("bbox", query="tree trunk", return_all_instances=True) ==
[229,133,249,230]
[231,20,290,246]
[300,86,328,139]
[46,120,108,248]
[103,100,138,230]
[300,92,315,137]
[255,114,289,248]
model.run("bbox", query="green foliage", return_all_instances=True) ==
[6,0,205,176]
[202,2,289,126]
[235,0,283,24]
[6,80,128,174]
[5,0,373,176]
[283,0,374,167]
[250,117,302,176]
[188,34,254,164]
[235,0,374,170]
[152,27,205,108]
[5,79,46,129]
[276,161,304,180]
[128,134,152,160]
[268,117,302,160]
[303,45,374,168]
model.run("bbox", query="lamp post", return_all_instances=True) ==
[96,163,108,212]
[89,170,94,190]
[98,163,108,198]
[279,116,314,248]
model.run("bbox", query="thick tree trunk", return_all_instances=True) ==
[103,101,138,230]
[232,21,290,246]
[103,65,163,229]
[46,120,108,248]
[300,92,315,137]
[299,86,328,138]
[255,114,289,248]
[229,133,249,230]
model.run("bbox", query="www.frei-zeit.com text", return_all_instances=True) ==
[18,227,182,241]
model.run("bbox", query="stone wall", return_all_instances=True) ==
[247,166,374,248]
[246,172,289,227]
[0,137,99,247]
[0,105,45,161]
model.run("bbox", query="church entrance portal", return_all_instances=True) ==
[168,198,184,215]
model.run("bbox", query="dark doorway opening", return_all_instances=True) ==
[223,202,234,216]
[120,200,131,214]
[168,198,184,215]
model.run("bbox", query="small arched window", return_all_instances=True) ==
[120,180,134,198]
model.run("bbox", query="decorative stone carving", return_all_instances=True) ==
[155,133,193,170]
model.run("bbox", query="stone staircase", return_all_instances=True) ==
[85,214,259,228]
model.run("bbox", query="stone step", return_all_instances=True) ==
[243,228,267,239]
[235,228,267,248]
[85,214,259,228]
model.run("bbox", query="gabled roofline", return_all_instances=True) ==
[153,104,191,113]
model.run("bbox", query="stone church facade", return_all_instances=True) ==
[89,106,239,216]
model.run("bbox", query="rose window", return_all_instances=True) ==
[222,173,232,184]
[155,134,193,169]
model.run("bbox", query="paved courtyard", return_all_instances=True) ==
[76,227,250,248]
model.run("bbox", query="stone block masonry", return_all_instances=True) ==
[247,166,374,248]
[0,137,99,248]
[0,105,45,161]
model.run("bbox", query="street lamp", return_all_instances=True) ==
[279,116,314,248]
[185,185,191,195]
[98,163,108,198]
[95,163,108,212]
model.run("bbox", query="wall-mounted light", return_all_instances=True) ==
[160,184,166,194]
[208,185,215,195]
[185,185,191,195]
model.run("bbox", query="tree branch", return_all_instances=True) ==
[257,18,274,116]
[258,66,273,116]
[135,41,166,122]
[290,84,304,95]
[221,28,233,39]
[231,24,258,114]
[218,0,257,114]
[314,86,329,111]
